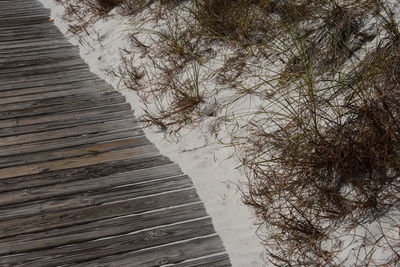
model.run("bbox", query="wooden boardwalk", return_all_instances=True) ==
[0,0,230,266]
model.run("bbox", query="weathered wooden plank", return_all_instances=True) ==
[0,3,44,9]
[0,102,131,127]
[0,0,40,3]
[0,46,77,60]
[0,118,137,147]
[0,6,46,14]
[0,87,113,105]
[0,18,54,29]
[0,27,57,38]
[0,5,49,14]
[0,126,141,157]
[0,3,42,8]
[0,103,131,128]
[0,145,159,179]
[0,38,69,51]
[0,32,60,44]
[0,7,44,13]
[0,26,58,37]
[0,4,43,11]
[0,218,215,266]
[67,235,226,267]
[0,0,42,5]
[0,69,98,89]
[0,0,41,5]
[0,119,139,154]
[0,38,70,53]
[0,0,41,4]
[0,110,134,138]
[0,174,191,221]
[0,10,50,20]
[0,32,61,42]
[0,175,192,221]
[0,42,74,56]
[0,6,44,13]
[0,47,78,64]
[0,16,50,27]
[0,78,107,97]
[0,64,91,81]
[0,21,54,31]
[0,21,53,30]
[0,58,87,76]
[0,95,126,120]
[0,202,207,256]
[0,51,81,68]
[0,90,119,113]
[0,188,200,238]
[0,15,50,24]
[0,12,48,19]
[0,163,180,206]
[0,155,171,193]
[0,1,43,7]
[0,135,149,168]
[172,254,231,267]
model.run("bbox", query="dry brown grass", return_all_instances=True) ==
[56,0,122,36]
[236,1,400,265]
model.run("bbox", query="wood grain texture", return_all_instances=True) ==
[68,235,228,267]
[0,95,126,119]
[0,126,142,157]
[0,155,172,193]
[0,203,207,256]
[0,136,150,168]
[0,218,216,266]
[0,0,230,266]
[0,78,107,97]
